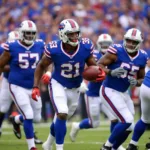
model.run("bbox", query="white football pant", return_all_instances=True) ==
[9,84,42,122]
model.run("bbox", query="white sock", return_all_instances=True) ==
[15,115,22,124]
[26,138,35,150]
[46,134,55,145]
[105,140,113,147]
[130,140,138,146]
[56,144,63,150]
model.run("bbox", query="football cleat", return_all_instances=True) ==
[146,142,150,150]
[100,144,112,150]
[9,115,21,139]
[30,147,38,150]
[69,122,80,142]
[42,141,52,150]
[126,143,138,150]
[34,131,43,144]
[117,145,126,150]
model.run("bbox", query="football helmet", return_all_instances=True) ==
[58,19,81,46]
[19,20,37,45]
[123,28,143,53]
[7,31,20,41]
[96,34,113,54]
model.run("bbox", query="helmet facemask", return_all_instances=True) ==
[22,31,36,45]
[65,31,81,47]
[98,41,112,54]
[124,38,141,53]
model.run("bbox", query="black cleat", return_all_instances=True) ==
[126,143,138,150]
[146,142,150,149]
[34,131,43,144]
[9,115,21,139]
[100,144,112,150]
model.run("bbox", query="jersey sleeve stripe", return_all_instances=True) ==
[108,47,117,54]
[1,43,9,51]
[108,49,116,54]
[44,47,51,58]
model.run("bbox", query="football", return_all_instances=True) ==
[82,66,101,81]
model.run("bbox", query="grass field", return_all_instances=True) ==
[0,120,149,150]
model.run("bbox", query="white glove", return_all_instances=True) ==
[128,77,137,86]
[110,67,126,78]
[79,81,88,93]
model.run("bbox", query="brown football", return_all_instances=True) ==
[82,66,100,81]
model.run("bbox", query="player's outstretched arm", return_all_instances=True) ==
[33,54,52,88]
[97,52,117,74]
[0,51,10,74]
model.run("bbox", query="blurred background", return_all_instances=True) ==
[0,0,150,123]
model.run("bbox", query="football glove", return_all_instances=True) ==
[32,87,40,101]
[128,76,137,86]
[79,81,88,93]
[96,67,106,82]
[110,67,126,78]
[41,71,51,84]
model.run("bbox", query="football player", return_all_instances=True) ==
[69,34,125,150]
[0,30,20,137]
[126,71,150,150]
[0,20,45,150]
[98,28,148,150]
[31,19,105,150]
[0,30,43,145]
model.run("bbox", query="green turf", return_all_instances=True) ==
[0,121,149,150]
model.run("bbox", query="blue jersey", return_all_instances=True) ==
[3,39,45,89]
[45,38,94,89]
[103,44,148,92]
[143,70,150,87]
[86,50,103,97]
[0,44,9,79]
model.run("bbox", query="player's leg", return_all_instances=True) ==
[127,84,150,150]
[43,79,69,150]
[0,77,13,136]
[42,114,56,150]
[9,84,36,150]
[100,86,133,150]
[70,95,100,142]
[101,102,126,150]
[111,92,135,150]
[30,94,43,144]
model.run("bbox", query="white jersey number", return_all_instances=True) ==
[61,63,80,78]
[120,62,139,78]
[19,53,39,69]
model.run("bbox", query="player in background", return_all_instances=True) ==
[31,19,105,150]
[0,30,20,137]
[0,30,43,144]
[98,28,148,150]
[126,72,150,149]
[69,34,125,150]
[0,20,45,150]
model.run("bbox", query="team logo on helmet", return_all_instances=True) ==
[59,23,65,30]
